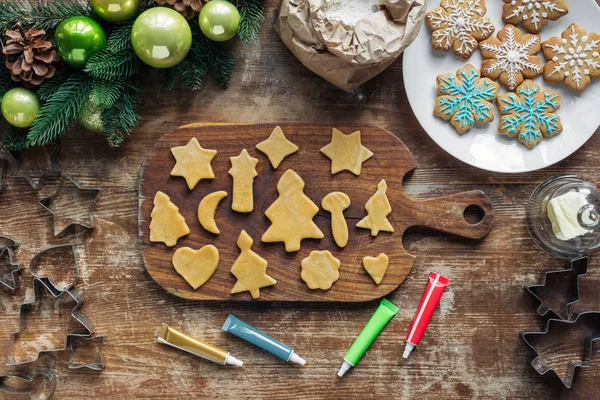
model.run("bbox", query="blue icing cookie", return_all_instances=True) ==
[434,64,500,134]
[497,79,563,149]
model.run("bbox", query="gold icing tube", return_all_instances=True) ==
[157,324,243,366]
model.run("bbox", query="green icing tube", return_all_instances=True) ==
[337,298,398,377]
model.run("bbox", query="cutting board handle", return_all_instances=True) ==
[408,190,495,239]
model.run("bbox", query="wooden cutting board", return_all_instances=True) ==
[139,123,495,302]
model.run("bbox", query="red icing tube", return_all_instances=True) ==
[403,272,450,359]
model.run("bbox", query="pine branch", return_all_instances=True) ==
[85,50,142,81]
[0,0,92,32]
[156,68,177,91]
[37,70,69,101]
[102,80,142,147]
[232,0,264,42]
[27,71,92,146]
[194,30,234,87]
[0,126,28,152]
[105,22,134,53]
[0,65,15,101]
[90,78,125,108]
[174,58,205,90]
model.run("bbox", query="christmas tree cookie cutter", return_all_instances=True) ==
[6,277,94,366]
[0,370,57,400]
[521,311,600,388]
[67,335,106,371]
[39,173,101,236]
[10,144,61,190]
[526,257,589,321]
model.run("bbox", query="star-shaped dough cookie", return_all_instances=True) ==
[256,126,299,169]
[170,138,217,190]
[320,128,373,176]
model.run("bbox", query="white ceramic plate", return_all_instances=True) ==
[403,0,600,173]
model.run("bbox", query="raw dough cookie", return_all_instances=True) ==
[255,126,298,169]
[198,191,227,234]
[262,169,324,252]
[426,0,495,59]
[321,192,351,248]
[356,180,394,236]
[149,191,190,247]
[542,24,600,93]
[301,250,341,290]
[497,79,562,149]
[231,230,276,299]
[502,0,567,34]
[320,128,373,176]
[479,24,542,90]
[172,245,219,290]
[170,138,217,190]
[363,253,389,285]
[228,149,258,213]
[435,64,500,134]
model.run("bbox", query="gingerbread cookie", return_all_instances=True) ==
[301,250,341,291]
[149,191,190,247]
[479,24,542,90]
[502,0,568,34]
[170,138,217,190]
[426,0,495,59]
[320,128,373,176]
[231,230,276,299]
[434,64,500,134]
[172,245,219,290]
[542,23,600,93]
[256,126,298,169]
[497,79,562,149]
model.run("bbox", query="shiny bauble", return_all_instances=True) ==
[1,88,41,128]
[198,0,240,42]
[78,99,105,133]
[131,7,192,68]
[91,0,141,23]
[55,16,107,68]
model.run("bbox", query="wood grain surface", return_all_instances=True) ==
[139,123,494,301]
[1,0,600,397]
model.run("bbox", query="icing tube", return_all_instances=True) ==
[222,314,306,365]
[157,324,243,366]
[403,272,450,359]
[337,298,398,377]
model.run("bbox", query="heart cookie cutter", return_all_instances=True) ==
[0,370,57,400]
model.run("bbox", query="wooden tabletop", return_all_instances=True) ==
[1,1,600,397]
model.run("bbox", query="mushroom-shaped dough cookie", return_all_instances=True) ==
[198,191,227,234]
[321,192,351,248]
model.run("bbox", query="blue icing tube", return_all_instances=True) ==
[222,314,306,365]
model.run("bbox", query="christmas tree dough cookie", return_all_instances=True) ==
[170,137,217,190]
[149,191,190,247]
[320,128,373,176]
[363,253,389,285]
[357,180,394,236]
[261,169,324,252]
[321,192,351,248]
[172,245,219,290]
[231,230,277,299]
[256,126,299,169]
[301,250,341,290]
[198,191,227,234]
[228,149,258,213]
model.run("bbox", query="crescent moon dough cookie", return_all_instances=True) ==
[198,191,227,234]
[426,0,495,59]
[170,138,217,190]
[149,191,190,247]
[502,0,568,34]
[301,250,341,291]
[172,245,220,290]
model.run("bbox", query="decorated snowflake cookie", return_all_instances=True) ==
[480,24,542,90]
[502,0,568,34]
[434,64,500,134]
[426,0,495,59]
[542,23,600,93]
[497,80,562,149]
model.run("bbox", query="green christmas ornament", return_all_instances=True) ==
[55,16,107,68]
[78,99,105,133]
[91,0,141,23]
[199,0,240,42]
[131,7,192,68]
[1,88,41,128]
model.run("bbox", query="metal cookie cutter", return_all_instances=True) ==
[6,278,94,365]
[0,370,57,400]
[0,235,20,250]
[522,311,600,388]
[68,335,106,371]
[39,174,101,236]
[10,144,61,190]
[526,257,589,321]
[29,244,78,293]
[0,247,21,291]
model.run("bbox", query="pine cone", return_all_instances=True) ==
[2,26,60,87]
[155,0,207,20]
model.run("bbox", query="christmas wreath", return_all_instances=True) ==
[0,0,263,151]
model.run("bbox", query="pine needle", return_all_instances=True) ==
[85,50,142,80]
[0,66,15,101]
[37,70,69,101]
[0,126,28,152]
[233,0,264,42]
[102,80,142,147]
[105,22,135,53]
[90,79,125,108]
[0,0,92,32]
[195,31,234,87]
[156,68,177,91]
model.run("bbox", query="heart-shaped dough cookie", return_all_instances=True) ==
[363,253,389,285]
[172,245,219,290]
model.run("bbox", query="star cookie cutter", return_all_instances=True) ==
[0,247,21,291]
[526,257,589,321]
[0,157,8,194]
[29,244,78,293]
[6,278,94,366]
[10,145,61,190]
[39,174,101,236]
[0,370,57,400]
[522,311,600,388]
[67,335,106,371]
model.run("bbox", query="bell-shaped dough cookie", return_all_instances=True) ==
[149,191,190,247]
[172,245,220,289]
